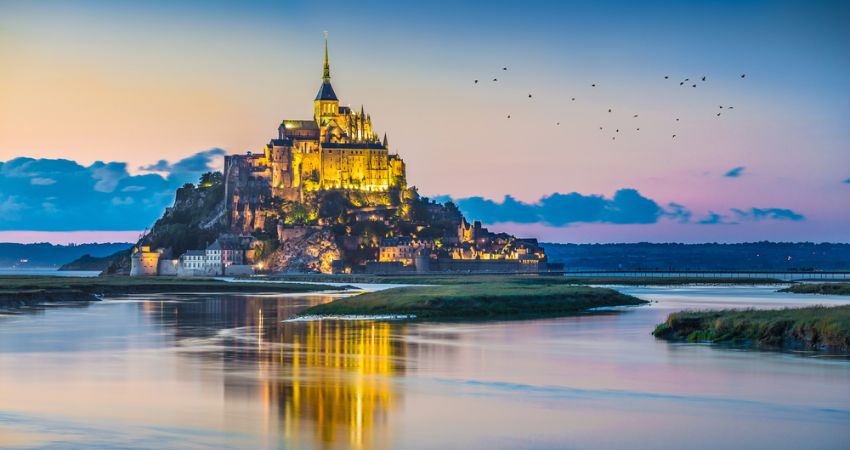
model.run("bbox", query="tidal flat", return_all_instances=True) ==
[0,276,337,309]
[0,284,848,449]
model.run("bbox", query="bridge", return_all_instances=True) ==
[550,270,850,281]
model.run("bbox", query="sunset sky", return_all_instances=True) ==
[1,0,849,244]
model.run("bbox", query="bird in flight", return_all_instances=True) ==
[676,118,680,121]
[701,76,706,81]
[571,97,575,101]
[503,67,508,71]
[636,128,640,131]
[608,108,612,113]
[664,76,669,79]
[679,81,684,86]
[528,94,532,98]
[692,84,697,88]
[633,114,638,118]
[672,134,677,139]
[493,78,498,82]
[741,74,746,78]
[556,122,560,125]
[474,80,478,84]
[591,83,596,87]
[716,112,721,116]
[506,114,511,119]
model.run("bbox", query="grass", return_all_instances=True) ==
[297,281,647,319]
[652,305,850,351]
[0,276,338,308]
[254,273,785,286]
[779,283,850,295]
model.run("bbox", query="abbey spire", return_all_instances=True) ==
[322,31,331,82]
[314,32,339,122]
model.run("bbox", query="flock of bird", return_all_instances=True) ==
[473,67,747,141]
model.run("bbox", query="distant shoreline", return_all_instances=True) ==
[0,276,341,310]
[249,273,793,286]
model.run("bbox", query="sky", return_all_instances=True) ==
[1,0,848,244]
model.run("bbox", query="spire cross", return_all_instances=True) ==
[322,31,331,82]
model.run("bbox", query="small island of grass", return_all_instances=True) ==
[652,305,850,352]
[297,281,647,320]
[779,283,850,296]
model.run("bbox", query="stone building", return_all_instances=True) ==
[129,245,161,276]
[178,250,206,277]
[378,237,434,266]
[130,245,181,277]
[176,235,257,276]
[225,35,406,232]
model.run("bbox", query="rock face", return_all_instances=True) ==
[104,176,226,275]
[264,227,340,273]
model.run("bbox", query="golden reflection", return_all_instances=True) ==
[140,295,404,449]
[261,320,402,449]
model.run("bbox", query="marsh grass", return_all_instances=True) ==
[298,282,647,319]
[653,305,850,351]
[779,283,850,296]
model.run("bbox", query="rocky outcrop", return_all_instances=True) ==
[104,175,226,275]
[263,227,340,273]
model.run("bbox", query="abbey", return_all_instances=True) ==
[224,36,406,231]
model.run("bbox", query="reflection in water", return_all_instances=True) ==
[140,295,405,449]
[1,286,848,449]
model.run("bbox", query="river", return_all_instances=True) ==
[0,285,848,449]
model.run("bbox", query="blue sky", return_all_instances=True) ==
[0,0,848,243]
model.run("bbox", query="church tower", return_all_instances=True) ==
[314,32,339,124]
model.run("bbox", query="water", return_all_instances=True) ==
[0,269,101,277]
[0,285,848,449]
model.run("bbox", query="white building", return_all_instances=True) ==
[176,235,257,277]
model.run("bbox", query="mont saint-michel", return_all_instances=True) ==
[3,3,850,449]
[122,37,552,277]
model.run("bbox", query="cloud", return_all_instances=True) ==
[139,159,170,172]
[698,212,733,225]
[30,177,56,185]
[441,190,805,228]
[444,189,670,226]
[724,166,745,177]
[139,148,225,182]
[91,161,129,192]
[731,208,805,222]
[0,149,224,231]
[0,195,26,221]
[664,202,692,223]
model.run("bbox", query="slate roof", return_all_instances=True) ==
[315,81,338,101]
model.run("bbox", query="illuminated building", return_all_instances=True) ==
[225,34,407,229]
[129,245,162,276]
